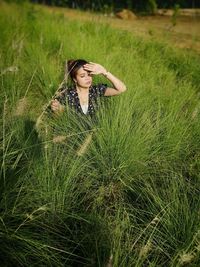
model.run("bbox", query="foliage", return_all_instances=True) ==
[29,0,200,13]
[0,1,200,266]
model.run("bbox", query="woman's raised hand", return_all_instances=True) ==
[51,99,64,113]
[83,62,107,75]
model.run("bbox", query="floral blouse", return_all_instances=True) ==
[53,83,108,116]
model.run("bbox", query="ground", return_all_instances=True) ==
[45,6,200,54]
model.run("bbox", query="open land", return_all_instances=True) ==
[45,6,200,54]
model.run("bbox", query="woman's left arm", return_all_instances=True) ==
[83,62,127,96]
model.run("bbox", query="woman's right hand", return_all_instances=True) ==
[51,99,64,113]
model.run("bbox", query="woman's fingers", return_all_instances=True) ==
[84,64,94,69]
[83,63,105,75]
[84,64,99,70]
[51,99,59,106]
[51,99,63,111]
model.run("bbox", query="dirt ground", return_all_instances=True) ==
[45,6,200,54]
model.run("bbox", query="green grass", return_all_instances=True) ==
[0,1,200,266]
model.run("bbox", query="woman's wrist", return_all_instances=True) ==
[103,70,109,77]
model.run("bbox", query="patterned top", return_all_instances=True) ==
[53,83,108,117]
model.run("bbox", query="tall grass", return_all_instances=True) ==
[0,1,200,266]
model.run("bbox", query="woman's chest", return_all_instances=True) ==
[68,90,97,115]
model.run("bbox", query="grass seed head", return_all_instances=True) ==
[53,135,67,143]
[179,252,195,265]
[139,240,152,258]
[1,66,18,75]
[15,97,28,116]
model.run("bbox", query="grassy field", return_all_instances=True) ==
[0,1,200,266]
[45,5,200,54]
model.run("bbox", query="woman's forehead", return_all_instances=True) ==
[77,67,88,75]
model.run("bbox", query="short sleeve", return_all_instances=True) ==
[96,83,108,97]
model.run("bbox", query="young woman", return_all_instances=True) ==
[51,59,127,116]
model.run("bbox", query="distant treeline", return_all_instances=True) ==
[31,0,200,12]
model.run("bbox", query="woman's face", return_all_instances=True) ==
[74,67,92,88]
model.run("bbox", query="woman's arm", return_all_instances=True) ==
[83,62,127,96]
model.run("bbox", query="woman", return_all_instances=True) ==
[51,59,127,115]
[50,59,127,155]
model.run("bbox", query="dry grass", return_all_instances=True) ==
[76,133,93,156]
[52,135,67,143]
[44,5,200,54]
[15,97,28,117]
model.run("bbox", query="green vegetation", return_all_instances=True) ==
[0,2,200,266]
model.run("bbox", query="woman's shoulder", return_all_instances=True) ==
[56,85,75,96]
[52,84,72,103]
[67,86,76,96]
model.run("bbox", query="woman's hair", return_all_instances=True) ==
[66,59,89,81]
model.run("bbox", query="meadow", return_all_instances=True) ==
[0,2,200,266]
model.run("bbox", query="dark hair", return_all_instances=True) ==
[67,59,89,81]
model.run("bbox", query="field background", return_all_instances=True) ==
[0,1,200,266]
[46,5,200,54]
